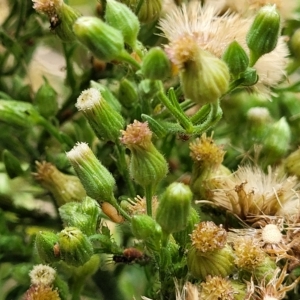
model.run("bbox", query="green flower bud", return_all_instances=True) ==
[73,16,140,68]
[240,67,258,86]
[260,117,291,168]
[76,88,125,142]
[55,2,81,42]
[222,41,249,78]
[32,0,81,42]
[187,245,234,280]
[156,182,193,235]
[53,275,69,300]
[172,207,200,247]
[34,79,58,118]
[120,121,168,191]
[131,214,162,251]
[119,0,162,24]
[2,149,24,179]
[0,100,42,128]
[34,161,86,207]
[73,16,124,62]
[90,81,122,113]
[246,5,281,66]
[59,198,101,236]
[66,142,116,203]
[290,29,300,60]
[141,47,171,80]
[118,78,138,108]
[180,47,230,105]
[105,0,140,49]
[35,231,60,264]
[137,0,162,24]
[58,227,94,267]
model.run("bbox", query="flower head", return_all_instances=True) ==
[25,284,61,300]
[120,120,153,150]
[29,264,56,286]
[208,166,299,220]
[32,0,62,16]
[191,221,227,252]
[159,2,289,98]
[199,276,234,300]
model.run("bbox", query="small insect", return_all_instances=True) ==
[113,248,150,265]
[50,14,61,30]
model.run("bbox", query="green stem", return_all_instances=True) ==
[63,43,77,88]
[157,90,194,133]
[161,231,170,247]
[286,59,300,75]
[110,196,132,221]
[249,50,259,67]
[71,282,83,300]
[118,49,141,69]
[115,142,136,197]
[145,185,153,217]
[37,117,68,146]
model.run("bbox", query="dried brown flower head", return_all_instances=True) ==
[207,166,299,221]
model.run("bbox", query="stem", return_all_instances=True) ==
[63,43,77,88]
[110,196,132,221]
[249,50,259,67]
[115,142,136,197]
[145,185,153,217]
[157,90,194,133]
[161,231,170,247]
[118,49,141,69]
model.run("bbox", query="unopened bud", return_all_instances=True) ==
[141,47,171,80]
[73,16,139,68]
[246,5,281,66]
[58,227,94,267]
[66,143,116,203]
[35,231,60,264]
[34,80,58,118]
[222,41,249,78]
[118,78,138,108]
[156,182,193,234]
[76,88,125,142]
[59,198,101,236]
[131,214,162,251]
[2,149,24,179]
[105,0,140,49]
